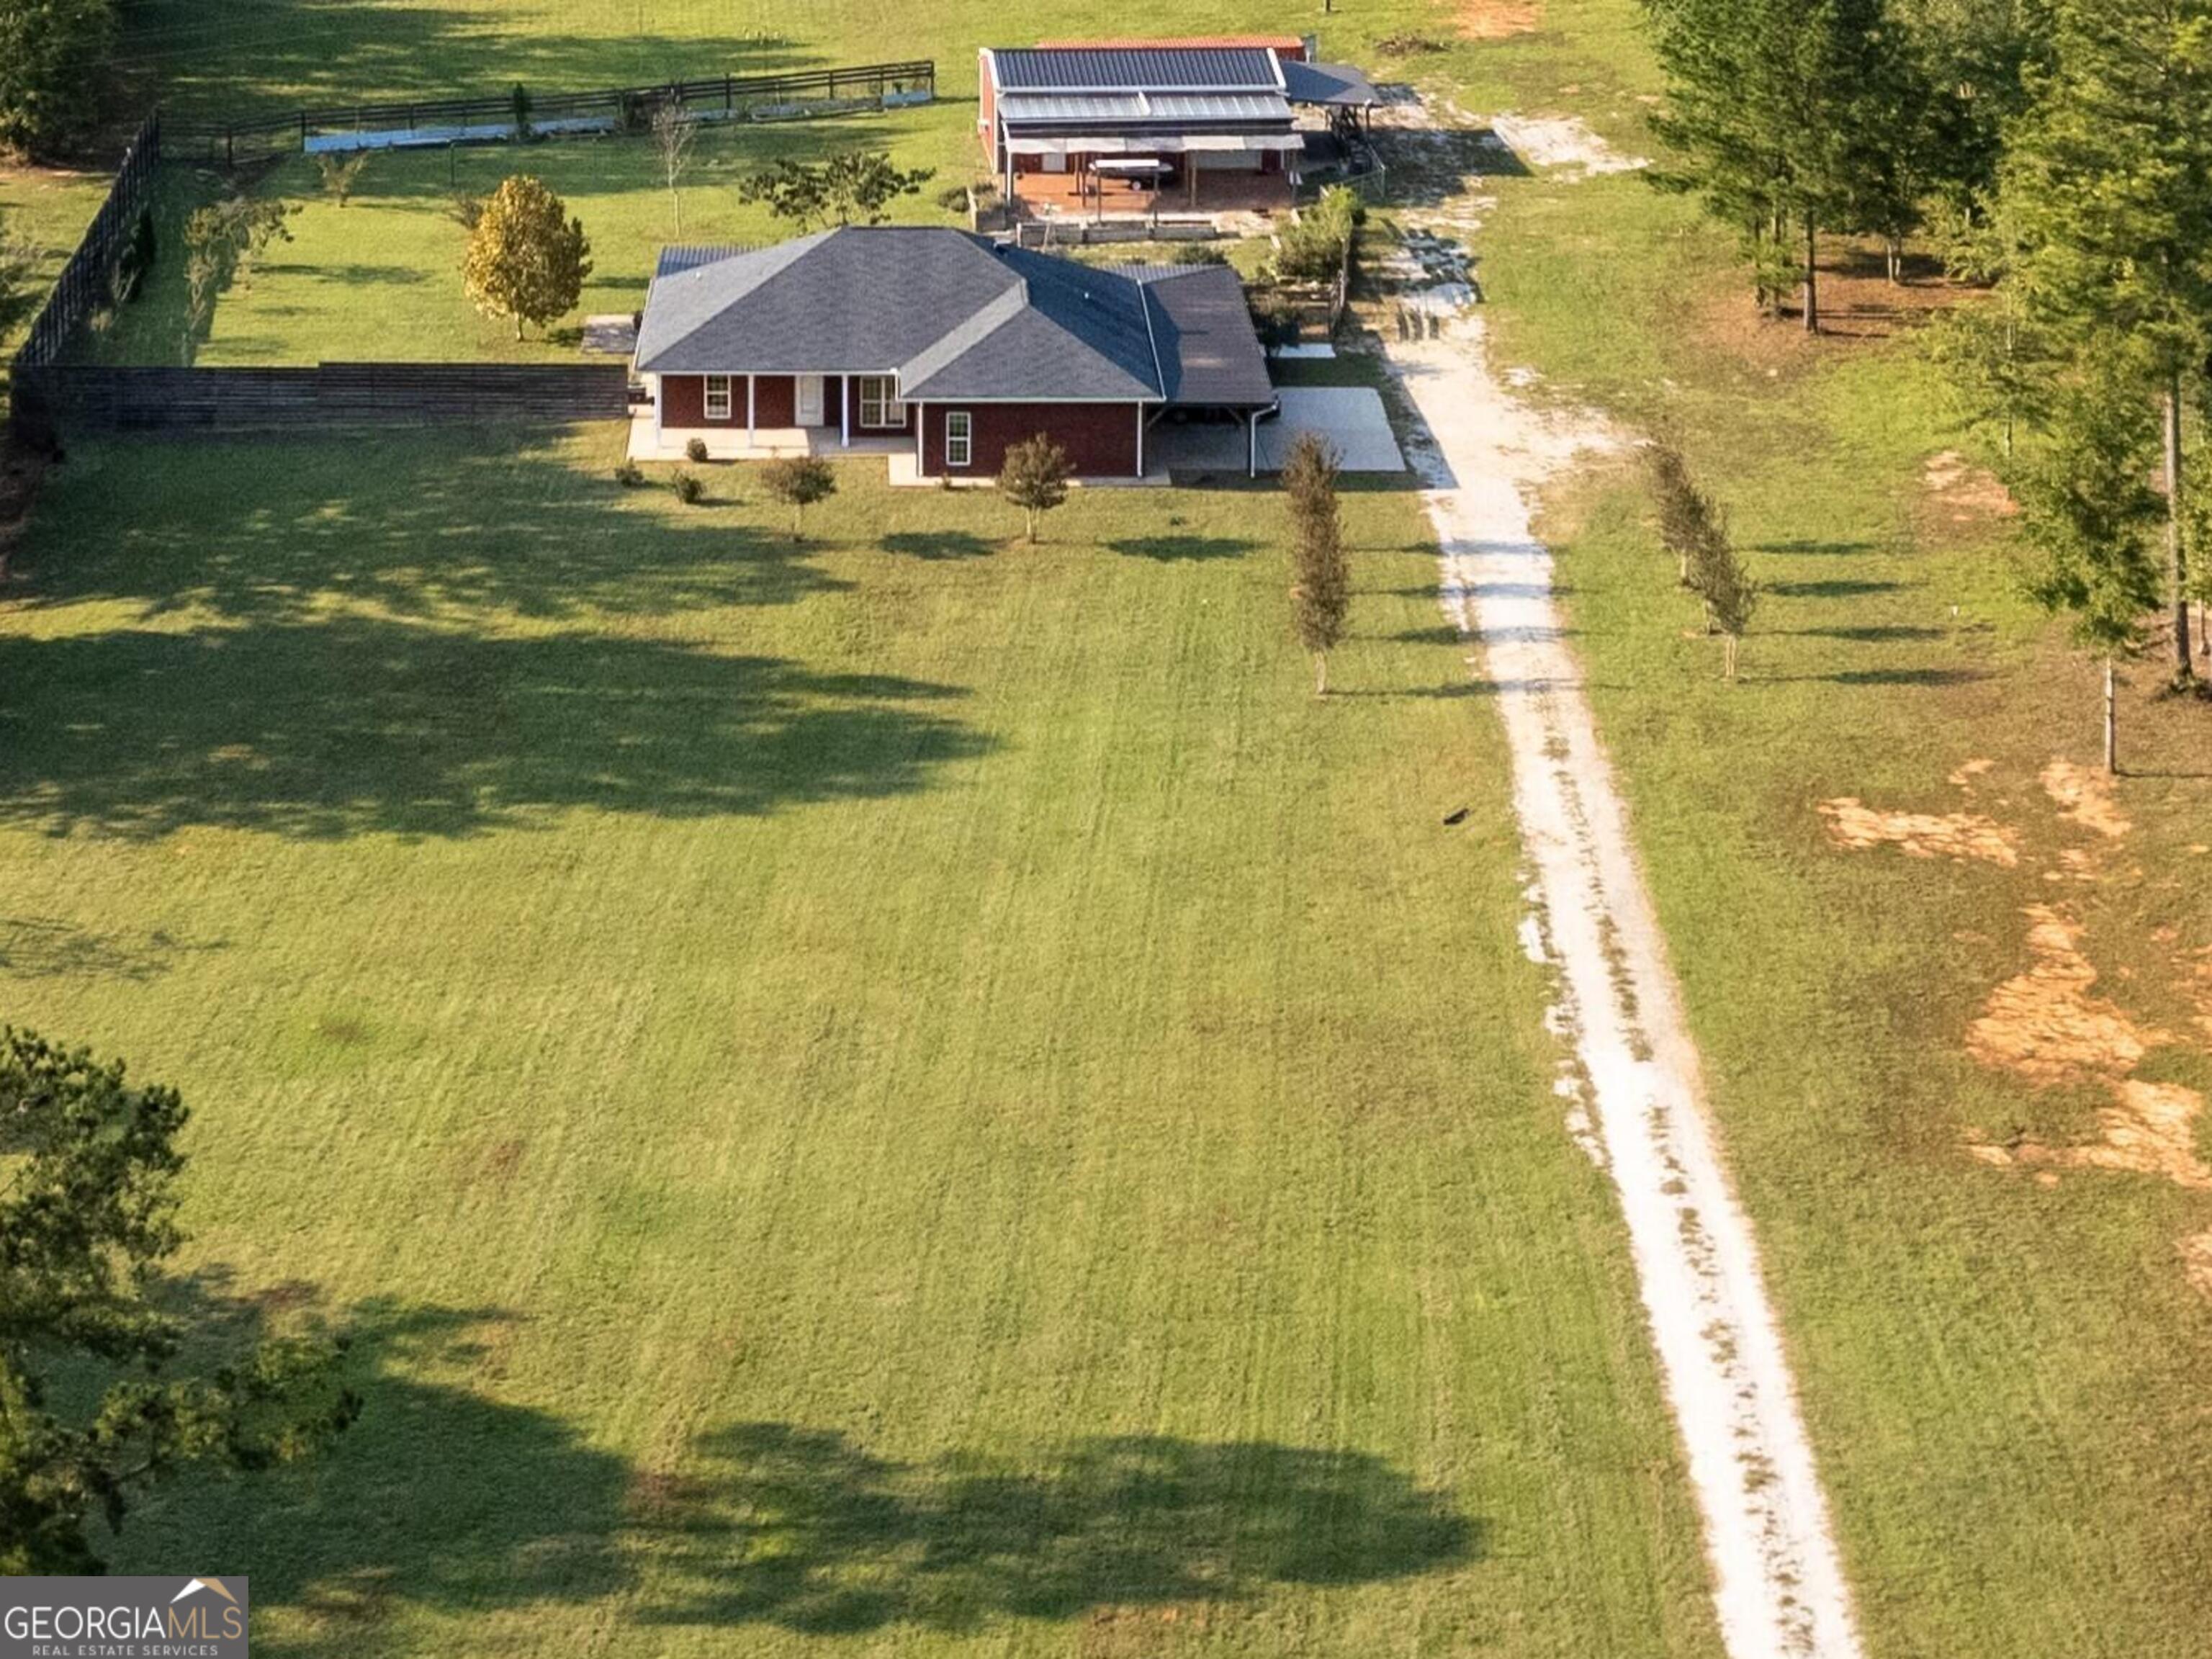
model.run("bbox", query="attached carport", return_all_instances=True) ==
[1128,261,1279,475]
[1153,384,1407,477]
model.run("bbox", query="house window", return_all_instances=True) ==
[703,374,732,421]
[945,409,973,468]
[857,375,903,428]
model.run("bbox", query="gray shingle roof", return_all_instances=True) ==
[1124,264,1275,406]
[637,228,1269,408]
[992,46,1282,91]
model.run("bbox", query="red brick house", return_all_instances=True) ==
[631,226,1275,480]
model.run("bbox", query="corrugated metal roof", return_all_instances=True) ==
[997,89,1292,129]
[1282,60,1380,107]
[992,46,1281,91]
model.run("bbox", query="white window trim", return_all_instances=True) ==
[703,374,732,421]
[857,374,904,430]
[944,409,973,468]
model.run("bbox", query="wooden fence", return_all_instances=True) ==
[166,60,936,162]
[12,114,162,373]
[13,363,634,438]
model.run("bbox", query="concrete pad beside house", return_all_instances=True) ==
[1153,386,1406,477]
[1262,387,1406,472]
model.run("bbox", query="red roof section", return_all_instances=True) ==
[1034,35,1309,59]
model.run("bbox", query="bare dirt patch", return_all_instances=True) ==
[1487,113,1645,175]
[1458,0,1542,38]
[1973,1080,2212,1191]
[1966,905,2165,1086]
[2040,761,2130,840]
[1817,798,2020,866]
[1924,451,2018,524]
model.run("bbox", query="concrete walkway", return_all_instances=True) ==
[1385,312,1866,1659]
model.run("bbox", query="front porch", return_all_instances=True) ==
[626,413,1173,489]
[627,415,913,465]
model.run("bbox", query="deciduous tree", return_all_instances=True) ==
[998,433,1071,542]
[0,0,115,159]
[761,454,836,540]
[0,1028,358,1573]
[314,150,368,209]
[1284,431,1351,696]
[462,174,592,340]
[651,99,697,234]
[737,152,935,230]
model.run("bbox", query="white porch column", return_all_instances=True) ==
[840,377,850,449]
[1136,405,1145,479]
[651,373,663,447]
[1247,412,1257,477]
[746,374,755,446]
[914,401,926,478]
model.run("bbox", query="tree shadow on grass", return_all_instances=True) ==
[881,530,997,561]
[634,1423,1478,1635]
[0,621,992,841]
[122,1292,635,1659]
[0,914,228,981]
[1766,578,1910,600]
[132,1284,1473,1650]
[1107,535,1257,562]
[21,439,852,625]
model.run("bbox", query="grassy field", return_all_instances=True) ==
[11,0,2212,1654]
[1414,9,2212,1655]
[0,433,1723,1658]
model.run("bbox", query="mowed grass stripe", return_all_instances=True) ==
[0,427,1725,1655]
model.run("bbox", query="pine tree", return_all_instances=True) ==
[2014,351,2166,769]
[2000,0,2212,682]
[1645,0,1928,328]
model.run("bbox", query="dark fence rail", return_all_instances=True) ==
[14,363,633,436]
[166,60,935,156]
[13,114,162,373]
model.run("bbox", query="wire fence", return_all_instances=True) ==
[166,60,937,163]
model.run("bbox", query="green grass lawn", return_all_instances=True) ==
[0,162,117,356]
[97,106,988,365]
[0,431,1724,1659]
[1424,14,2212,1657]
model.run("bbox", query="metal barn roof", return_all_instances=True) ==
[991,46,1284,92]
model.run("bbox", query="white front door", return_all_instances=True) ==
[796,374,825,426]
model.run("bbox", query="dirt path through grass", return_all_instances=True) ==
[1385,315,1865,1659]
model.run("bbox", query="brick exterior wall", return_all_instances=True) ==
[919,402,1143,479]
[657,373,913,434]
